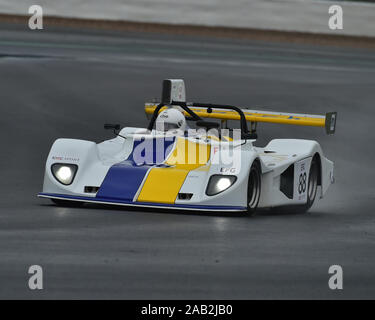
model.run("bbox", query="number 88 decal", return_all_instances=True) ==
[298,172,307,194]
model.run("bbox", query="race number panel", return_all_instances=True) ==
[293,157,312,203]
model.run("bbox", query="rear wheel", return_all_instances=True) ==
[304,156,319,211]
[247,161,261,215]
[51,199,84,207]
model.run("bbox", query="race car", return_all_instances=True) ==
[38,79,336,214]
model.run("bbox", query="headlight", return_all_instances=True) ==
[206,175,237,196]
[51,163,78,185]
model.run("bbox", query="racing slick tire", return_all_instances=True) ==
[297,155,319,213]
[51,199,84,207]
[247,160,261,215]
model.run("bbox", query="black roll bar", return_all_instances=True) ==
[147,101,255,139]
[191,102,251,137]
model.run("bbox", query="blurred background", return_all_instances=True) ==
[0,0,375,36]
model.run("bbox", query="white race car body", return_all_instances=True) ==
[38,79,336,213]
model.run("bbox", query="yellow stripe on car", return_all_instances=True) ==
[137,138,211,204]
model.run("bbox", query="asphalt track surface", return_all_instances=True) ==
[0,23,375,299]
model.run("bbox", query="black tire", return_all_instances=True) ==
[51,199,84,207]
[305,157,319,211]
[247,161,261,215]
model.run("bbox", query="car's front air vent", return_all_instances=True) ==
[84,186,100,193]
[178,193,193,200]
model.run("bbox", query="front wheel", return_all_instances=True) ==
[247,161,261,215]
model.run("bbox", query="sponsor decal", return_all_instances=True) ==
[52,156,80,162]
[220,167,237,174]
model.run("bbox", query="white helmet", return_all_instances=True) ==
[155,108,186,133]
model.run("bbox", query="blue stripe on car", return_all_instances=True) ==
[96,137,175,201]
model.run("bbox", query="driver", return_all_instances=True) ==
[155,108,187,135]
